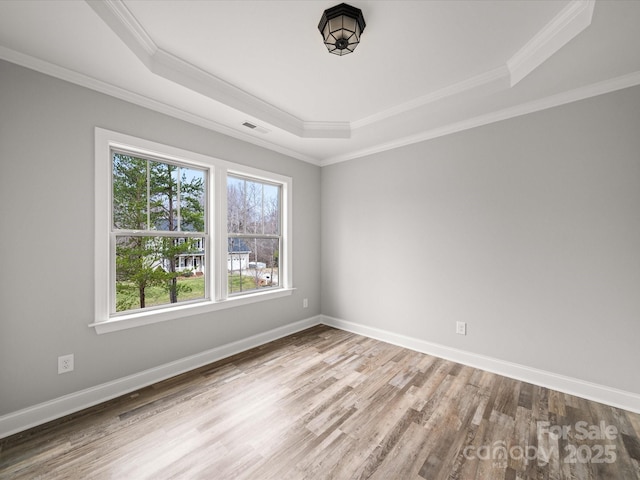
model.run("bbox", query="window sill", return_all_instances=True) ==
[89,288,295,334]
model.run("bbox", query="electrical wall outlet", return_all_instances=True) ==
[456,321,467,335]
[58,354,74,374]
[303,298,309,308]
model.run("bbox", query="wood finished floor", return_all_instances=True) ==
[1,325,640,480]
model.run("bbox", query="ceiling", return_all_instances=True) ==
[1,0,639,166]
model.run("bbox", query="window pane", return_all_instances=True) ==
[150,161,179,231]
[112,153,148,230]
[115,235,206,313]
[244,179,267,234]
[262,183,280,235]
[227,175,280,235]
[227,237,279,294]
[180,167,206,232]
[227,176,245,234]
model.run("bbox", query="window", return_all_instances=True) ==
[227,175,281,294]
[112,152,208,313]
[93,128,293,333]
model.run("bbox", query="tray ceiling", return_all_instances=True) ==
[1,1,639,165]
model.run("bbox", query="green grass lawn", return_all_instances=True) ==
[228,272,262,294]
[116,275,206,311]
[116,273,263,311]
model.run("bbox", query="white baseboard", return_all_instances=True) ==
[321,315,640,415]
[0,316,322,439]
[3,314,638,439]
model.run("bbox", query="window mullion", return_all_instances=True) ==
[146,160,151,230]
[216,168,229,301]
[114,229,203,237]
[228,233,281,239]
[109,232,116,315]
[176,166,181,232]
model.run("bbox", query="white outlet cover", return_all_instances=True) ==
[58,354,74,374]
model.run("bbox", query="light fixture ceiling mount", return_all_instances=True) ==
[318,3,366,56]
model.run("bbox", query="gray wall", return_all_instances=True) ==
[2,57,639,419]
[0,60,321,416]
[321,85,640,394]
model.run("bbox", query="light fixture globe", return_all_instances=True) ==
[318,3,366,56]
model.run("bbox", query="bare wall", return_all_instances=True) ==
[321,84,640,394]
[0,60,321,416]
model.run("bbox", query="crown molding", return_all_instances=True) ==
[88,0,334,139]
[3,0,621,169]
[352,66,511,130]
[85,0,598,144]
[0,46,320,165]
[508,0,595,86]
[351,0,595,130]
[86,0,355,141]
[98,0,156,58]
[302,121,351,138]
[321,70,640,166]
[6,48,636,170]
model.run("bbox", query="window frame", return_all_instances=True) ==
[227,172,283,296]
[92,128,293,334]
[110,151,211,315]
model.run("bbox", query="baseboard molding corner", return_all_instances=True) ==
[0,315,322,439]
[320,315,640,415]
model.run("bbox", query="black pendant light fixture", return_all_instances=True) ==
[318,3,366,56]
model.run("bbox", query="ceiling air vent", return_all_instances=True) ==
[242,121,270,134]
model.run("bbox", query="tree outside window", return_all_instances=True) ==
[112,152,206,312]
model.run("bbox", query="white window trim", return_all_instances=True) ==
[92,128,293,334]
